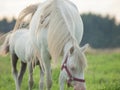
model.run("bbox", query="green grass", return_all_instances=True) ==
[85,53,120,90]
[0,53,120,90]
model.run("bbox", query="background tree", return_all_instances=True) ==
[81,13,120,48]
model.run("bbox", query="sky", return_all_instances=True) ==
[0,0,120,23]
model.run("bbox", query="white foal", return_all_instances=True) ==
[0,29,44,90]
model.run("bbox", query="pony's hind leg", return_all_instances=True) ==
[18,61,27,89]
[28,62,34,90]
[11,53,19,90]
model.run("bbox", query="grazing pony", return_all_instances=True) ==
[14,0,88,90]
[0,29,44,90]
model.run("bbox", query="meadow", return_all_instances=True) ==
[0,51,120,90]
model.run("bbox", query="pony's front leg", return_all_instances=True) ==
[39,64,45,90]
[59,71,66,90]
[41,48,52,90]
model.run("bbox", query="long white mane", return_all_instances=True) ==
[38,0,82,61]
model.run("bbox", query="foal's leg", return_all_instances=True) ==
[41,48,52,90]
[17,61,27,89]
[28,62,34,90]
[11,53,19,90]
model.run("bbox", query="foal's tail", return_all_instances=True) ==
[0,33,11,56]
[13,3,39,31]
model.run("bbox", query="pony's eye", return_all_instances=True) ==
[71,67,76,71]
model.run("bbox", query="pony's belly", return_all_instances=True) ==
[14,42,27,62]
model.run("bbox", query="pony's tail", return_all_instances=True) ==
[0,33,11,56]
[13,3,39,31]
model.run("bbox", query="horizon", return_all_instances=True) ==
[0,13,117,24]
[0,0,120,23]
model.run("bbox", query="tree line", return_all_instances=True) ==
[81,13,120,48]
[0,13,120,48]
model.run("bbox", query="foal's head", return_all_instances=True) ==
[61,44,89,90]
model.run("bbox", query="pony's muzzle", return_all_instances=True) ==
[73,82,86,90]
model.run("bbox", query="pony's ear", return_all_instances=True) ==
[81,43,89,52]
[70,46,74,54]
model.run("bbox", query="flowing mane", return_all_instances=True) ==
[38,0,79,61]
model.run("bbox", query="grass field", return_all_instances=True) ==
[0,52,120,90]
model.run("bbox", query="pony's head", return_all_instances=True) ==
[61,44,89,90]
